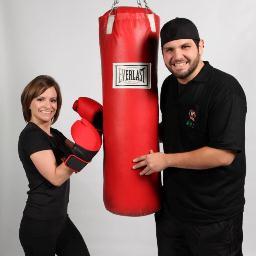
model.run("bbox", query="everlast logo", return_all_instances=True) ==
[113,63,151,89]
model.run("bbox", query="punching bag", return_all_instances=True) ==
[99,3,161,216]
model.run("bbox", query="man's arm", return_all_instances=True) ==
[133,146,236,176]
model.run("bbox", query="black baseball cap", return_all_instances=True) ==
[160,18,200,47]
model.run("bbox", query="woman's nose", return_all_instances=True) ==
[44,100,51,108]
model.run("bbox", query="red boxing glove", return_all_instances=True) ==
[64,118,102,172]
[73,97,103,132]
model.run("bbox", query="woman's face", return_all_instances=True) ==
[29,86,57,125]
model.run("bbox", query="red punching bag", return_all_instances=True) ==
[99,2,161,216]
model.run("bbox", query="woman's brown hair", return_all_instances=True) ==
[21,75,62,124]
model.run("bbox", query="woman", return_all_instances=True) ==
[18,75,90,256]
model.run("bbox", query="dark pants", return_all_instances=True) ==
[19,215,90,256]
[155,210,243,256]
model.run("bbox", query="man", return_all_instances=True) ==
[133,18,247,256]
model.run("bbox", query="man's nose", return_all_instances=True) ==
[173,49,183,59]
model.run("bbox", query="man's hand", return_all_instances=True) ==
[133,150,168,175]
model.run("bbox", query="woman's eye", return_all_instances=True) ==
[36,98,43,101]
[51,99,57,103]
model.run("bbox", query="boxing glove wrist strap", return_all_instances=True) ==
[64,155,90,173]
[64,144,98,173]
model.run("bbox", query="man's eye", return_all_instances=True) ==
[164,48,173,53]
[182,45,190,49]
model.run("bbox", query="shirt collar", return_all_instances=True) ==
[190,61,213,83]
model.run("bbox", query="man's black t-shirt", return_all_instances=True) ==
[18,122,71,220]
[160,62,247,223]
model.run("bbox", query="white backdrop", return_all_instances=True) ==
[1,0,256,255]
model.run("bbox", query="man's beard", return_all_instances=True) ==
[167,53,200,79]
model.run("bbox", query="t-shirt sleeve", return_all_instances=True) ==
[52,129,67,143]
[22,129,52,156]
[160,77,169,114]
[207,86,247,153]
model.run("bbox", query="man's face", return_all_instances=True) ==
[162,39,204,83]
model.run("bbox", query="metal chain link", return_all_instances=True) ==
[111,0,119,9]
[143,0,149,8]
[110,0,119,13]
[137,0,142,7]
[110,0,149,9]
